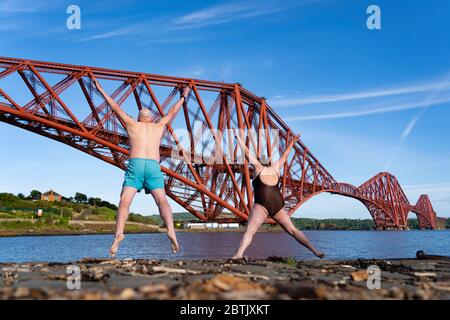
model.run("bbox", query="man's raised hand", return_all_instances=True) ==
[92,77,110,97]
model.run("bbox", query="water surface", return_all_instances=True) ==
[0,230,448,263]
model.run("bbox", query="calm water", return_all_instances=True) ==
[0,230,449,263]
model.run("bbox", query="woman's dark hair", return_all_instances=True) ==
[259,154,271,166]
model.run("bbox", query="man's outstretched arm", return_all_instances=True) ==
[92,77,134,126]
[158,86,191,127]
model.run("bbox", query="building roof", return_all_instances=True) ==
[42,189,62,197]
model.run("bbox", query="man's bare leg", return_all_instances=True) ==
[273,209,325,258]
[232,204,268,259]
[150,189,179,253]
[110,186,137,257]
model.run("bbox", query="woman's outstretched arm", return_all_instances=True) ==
[271,134,299,173]
[234,131,263,173]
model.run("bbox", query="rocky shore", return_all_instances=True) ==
[1,257,449,300]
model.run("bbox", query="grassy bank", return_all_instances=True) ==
[0,192,162,237]
[0,219,162,237]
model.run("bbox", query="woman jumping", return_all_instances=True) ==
[232,132,325,259]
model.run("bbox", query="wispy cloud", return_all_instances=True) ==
[283,95,450,121]
[383,108,427,171]
[384,72,450,170]
[0,0,50,13]
[404,182,450,190]
[0,22,23,31]
[80,0,302,42]
[81,24,141,41]
[271,81,450,107]
[0,0,58,33]
[83,26,207,44]
[171,1,291,30]
[175,66,206,78]
[170,63,234,81]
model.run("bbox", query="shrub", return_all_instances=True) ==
[59,216,70,226]
[44,216,54,225]
[62,208,73,218]
[408,219,419,230]
[128,213,159,225]
[285,257,298,266]
[100,200,118,210]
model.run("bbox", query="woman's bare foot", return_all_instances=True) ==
[315,252,325,259]
[167,231,179,253]
[109,234,125,257]
[230,254,248,260]
[229,256,248,263]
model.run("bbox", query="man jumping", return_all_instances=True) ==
[93,78,191,257]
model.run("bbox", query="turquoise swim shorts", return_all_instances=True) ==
[123,158,165,193]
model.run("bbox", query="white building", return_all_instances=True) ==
[185,222,240,229]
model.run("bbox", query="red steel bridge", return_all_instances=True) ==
[0,57,437,230]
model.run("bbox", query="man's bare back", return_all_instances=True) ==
[127,121,164,160]
[93,78,189,160]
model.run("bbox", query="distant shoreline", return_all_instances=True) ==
[1,226,447,238]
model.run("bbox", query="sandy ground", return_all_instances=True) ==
[0,256,449,300]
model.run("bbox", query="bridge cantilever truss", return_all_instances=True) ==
[0,57,437,229]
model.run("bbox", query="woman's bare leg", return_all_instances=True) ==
[110,186,137,257]
[150,188,179,253]
[232,204,268,259]
[273,209,325,258]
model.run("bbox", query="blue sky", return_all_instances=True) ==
[1,0,449,219]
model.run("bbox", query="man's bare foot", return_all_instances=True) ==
[109,234,125,257]
[315,252,325,259]
[167,231,179,253]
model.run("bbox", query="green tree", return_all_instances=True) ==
[17,193,26,199]
[408,219,420,230]
[29,190,41,200]
[88,197,102,207]
[446,218,450,230]
[61,196,72,202]
[74,192,87,203]
[100,200,118,210]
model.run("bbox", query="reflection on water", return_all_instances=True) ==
[0,230,448,263]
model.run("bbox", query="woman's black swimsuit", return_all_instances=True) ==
[252,169,285,217]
